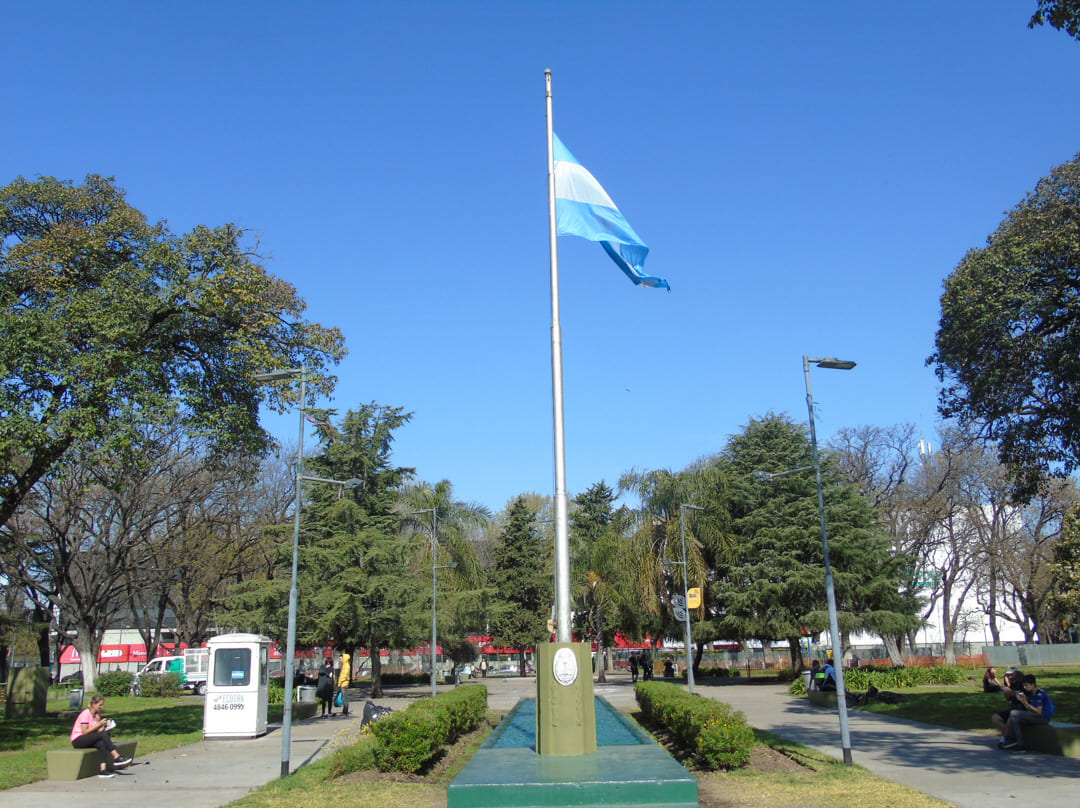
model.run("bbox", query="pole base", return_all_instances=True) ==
[535,642,596,755]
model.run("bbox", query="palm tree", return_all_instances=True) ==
[618,465,733,670]
[396,480,492,675]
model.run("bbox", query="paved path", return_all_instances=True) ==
[692,680,1080,808]
[5,675,1078,807]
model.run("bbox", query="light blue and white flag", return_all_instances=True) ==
[553,134,669,290]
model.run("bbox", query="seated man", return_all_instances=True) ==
[820,659,837,692]
[992,667,1024,739]
[1000,674,1055,751]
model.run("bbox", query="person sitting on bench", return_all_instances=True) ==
[820,659,837,692]
[70,695,132,778]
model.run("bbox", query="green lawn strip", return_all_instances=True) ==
[700,730,956,808]
[226,710,499,808]
[855,669,1080,732]
[0,696,202,790]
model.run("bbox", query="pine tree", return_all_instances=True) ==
[489,498,551,675]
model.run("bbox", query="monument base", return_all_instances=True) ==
[448,697,698,808]
[536,642,596,755]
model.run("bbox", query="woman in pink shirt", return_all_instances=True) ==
[70,695,131,778]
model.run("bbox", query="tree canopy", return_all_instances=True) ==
[0,175,345,529]
[1030,0,1080,41]
[930,155,1080,493]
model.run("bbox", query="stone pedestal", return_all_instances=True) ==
[535,642,596,756]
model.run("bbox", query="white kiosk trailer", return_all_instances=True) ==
[203,633,271,739]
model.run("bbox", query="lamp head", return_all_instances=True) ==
[254,368,303,382]
[809,357,856,370]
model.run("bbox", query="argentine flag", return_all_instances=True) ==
[553,134,669,290]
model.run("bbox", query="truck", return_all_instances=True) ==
[132,647,210,695]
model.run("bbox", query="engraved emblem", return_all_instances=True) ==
[552,647,578,686]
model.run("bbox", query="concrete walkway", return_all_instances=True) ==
[4,675,1078,808]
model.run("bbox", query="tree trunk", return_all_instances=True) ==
[370,635,384,698]
[787,638,803,672]
[74,625,100,693]
[596,612,607,684]
[882,634,904,666]
[34,602,52,669]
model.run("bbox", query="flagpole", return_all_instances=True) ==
[545,68,571,644]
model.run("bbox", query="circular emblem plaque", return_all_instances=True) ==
[552,647,578,686]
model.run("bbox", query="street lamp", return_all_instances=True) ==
[804,354,856,766]
[254,368,358,777]
[751,466,815,482]
[254,366,306,778]
[411,508,458,697]
[678,504,704,694]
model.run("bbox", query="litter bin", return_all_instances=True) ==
[297,685,316,703]
[800,671,812,692]
[69,688,84,710]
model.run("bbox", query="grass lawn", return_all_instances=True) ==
[0,693,211,790]
[857,668,1080,731]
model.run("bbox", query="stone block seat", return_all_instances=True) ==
[806,690,838,708]
[1023,722,1080,757]
[46,741,138,780]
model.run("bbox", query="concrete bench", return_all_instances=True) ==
[47,740,138,780]
[806,690,838,708]
[1022,722,1080,758]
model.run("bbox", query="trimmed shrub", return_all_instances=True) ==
[370,684,487,773]
[792,664,968,695]
[324,733,378,777]
[635,681,754,770]
[268,679,285,705]
[139,672,183,698]
[96,671,135,697]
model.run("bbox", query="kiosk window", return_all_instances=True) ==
[213,648,251,687]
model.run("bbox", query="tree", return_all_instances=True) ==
[1030,1,1080,41]
[396,479,491,681]
[229,403,416,698]
[1050,506,1080,635]
[711,415,916,671]
[489,498,551,675]
[0,175,345,531]
[930,156,1080,494]
[570,481,621,683]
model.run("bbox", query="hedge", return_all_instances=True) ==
[635,681,754,770]
[369,684,487,773]
[789,664,967,695]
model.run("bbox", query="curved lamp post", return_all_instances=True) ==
[410,509,456,696]
[804,355,856,766]
[254,367,358,777]
[677,504,704,693]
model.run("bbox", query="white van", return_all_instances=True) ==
[132,648,210,695]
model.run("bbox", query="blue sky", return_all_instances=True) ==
[6,2,1079,514]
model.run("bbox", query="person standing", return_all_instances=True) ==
[70,695,131,778]
[479,657,488,678]
[317,657,335,717]
[1001,674,1055,751]
[336,653,351,717]
[629,653,639,684]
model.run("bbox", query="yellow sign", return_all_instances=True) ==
[687,587,702,609]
